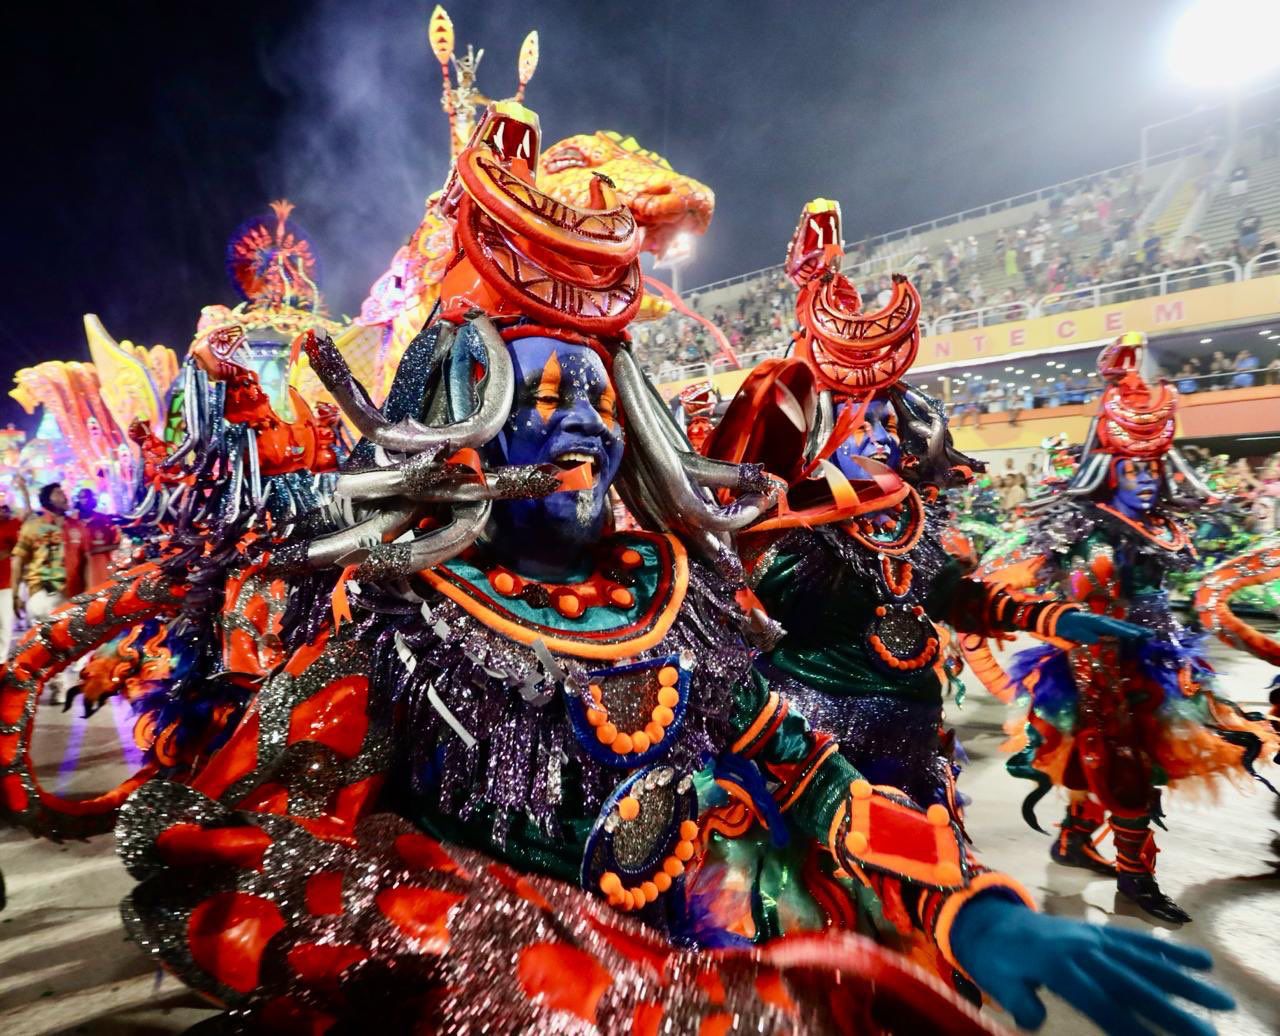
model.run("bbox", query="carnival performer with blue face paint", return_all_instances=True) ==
[93,104,1004,1032]
[969,333,1278,923]
[707,200,1145,825]
[481,335,625,577]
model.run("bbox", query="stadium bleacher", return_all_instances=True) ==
[638,124,1280,386]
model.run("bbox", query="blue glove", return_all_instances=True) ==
[950,894,1233,1034]
[1056,609,1153,644]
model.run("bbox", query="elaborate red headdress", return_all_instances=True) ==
[437,102,642,339]
[787,199,922,397]
[1092,332,1178,459]
[1059,332,1217,505]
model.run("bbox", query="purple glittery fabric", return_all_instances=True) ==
[771,670,952,809]
[292,555,757,849]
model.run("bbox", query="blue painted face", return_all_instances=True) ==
[484,337,625,575]
[832,398,902,479]
[1110,458,1161,517]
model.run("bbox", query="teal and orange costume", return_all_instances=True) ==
[968,334,1279,923]
[704,200,1137,823]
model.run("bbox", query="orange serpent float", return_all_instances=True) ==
[1195,538,1280,667]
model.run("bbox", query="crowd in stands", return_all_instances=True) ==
[947,369,1106,426]
[1165,347,1280,391]
[909,168,1153,331]
[632,133,1280,384]
[630,270,799,380]
[945,343,1280,425]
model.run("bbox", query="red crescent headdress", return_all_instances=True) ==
[437,102,642,343]
[787,199,922,398]
[1092,332,1178,459]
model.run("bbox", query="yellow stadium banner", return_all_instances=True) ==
[917,275,1280,367]
[658,274,1280,397]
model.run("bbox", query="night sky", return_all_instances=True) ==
[1,0,1213,429]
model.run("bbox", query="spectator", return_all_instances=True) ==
[952,380,981,426]
[1000,473,1029,510]
[1065,372,1089,403]
[1254,238,1280,274]
[1029,233,1046,271]
[1209,350,1232,389]
[1231,349,1260,388]
[12,482,88,705]
[1004,240,1019,278]
[983,380,1005,413]
[1267,354,1280,385]
[1096,189,1113,227]
[1237,209,1262,254]
[74,487,121,589]
[1175,361,1200,394]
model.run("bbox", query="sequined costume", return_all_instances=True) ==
[968,334,1279,922]
[705,200,1087,819]
[0,294,346,837]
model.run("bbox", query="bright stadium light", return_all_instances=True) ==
[1169,0,1280,90]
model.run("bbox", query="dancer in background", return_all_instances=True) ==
[970,333,1278,922]
[705,199,1146,822]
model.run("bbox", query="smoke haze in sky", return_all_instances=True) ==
[0,0,1219,427]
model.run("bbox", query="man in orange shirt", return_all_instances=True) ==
[73,488,121,589]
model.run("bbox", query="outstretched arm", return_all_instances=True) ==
[729,674,1232,1035]
[933,557,1150,644]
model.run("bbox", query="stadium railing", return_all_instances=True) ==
[652,255,1280,384]
[683,143,1202,302]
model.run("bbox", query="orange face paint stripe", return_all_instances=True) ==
[535,350,562,422]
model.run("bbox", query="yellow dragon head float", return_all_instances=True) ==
[539,131,714,260]
[354,128,716,401]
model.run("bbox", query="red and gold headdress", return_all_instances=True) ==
[787,199,922,397]
[437,101,642,340]
[1064,332,1214,505]
[1092,332,1177,459]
